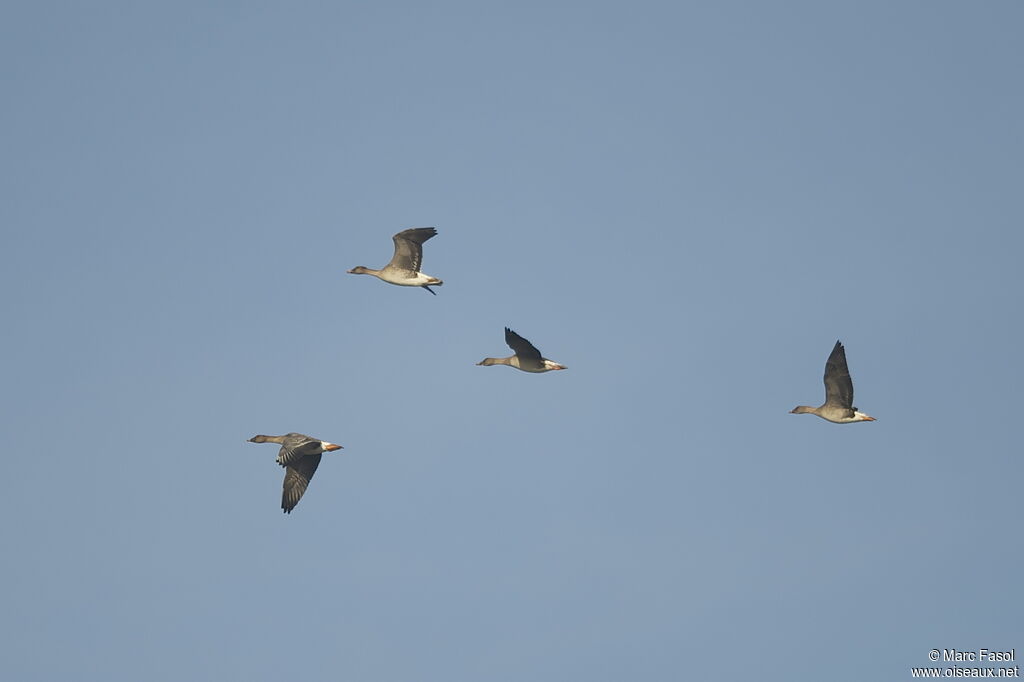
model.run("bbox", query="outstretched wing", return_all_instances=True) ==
[389,227,437,273]
[505,327,542,362]
[281,453,322,513]
[822,340,854,409]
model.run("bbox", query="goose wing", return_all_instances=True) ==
[822,340,855,409]
[281,453,322,513]
[389,227,437,272]
[505,327,543,362]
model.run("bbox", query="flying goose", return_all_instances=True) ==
[248,433,343,513]
[790,340,876,423]
[347,227,443,294]
[477,327,567,373]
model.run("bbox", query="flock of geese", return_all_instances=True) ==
[250,227,875,513]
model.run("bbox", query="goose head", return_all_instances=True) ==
[248,434,277,443]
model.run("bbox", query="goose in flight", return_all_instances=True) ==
[347,227,443,294]
[248,433,343,513]
[477,327,567,373]
[790,340,876,423]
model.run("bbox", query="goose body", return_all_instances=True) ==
[248,432,343,513]
[347,227,443,294]
[477,327,567,373]
[790,340,876,424]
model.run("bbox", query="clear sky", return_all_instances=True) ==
[2,2,1022,680]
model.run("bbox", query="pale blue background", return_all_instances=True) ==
[2,2,1022,680]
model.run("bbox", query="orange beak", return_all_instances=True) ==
[324,443,343,451]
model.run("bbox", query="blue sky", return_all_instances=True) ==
[2,2,1022,680]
